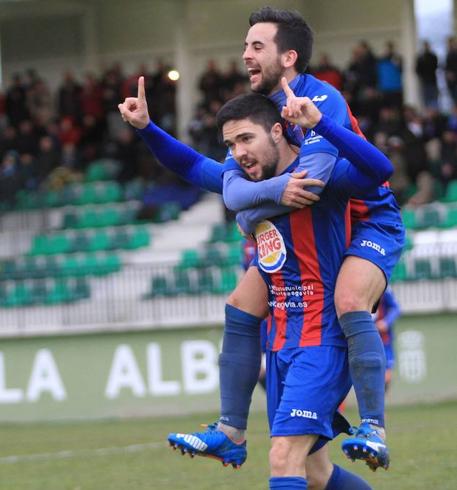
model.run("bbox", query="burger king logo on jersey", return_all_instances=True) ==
[255,221,287,273]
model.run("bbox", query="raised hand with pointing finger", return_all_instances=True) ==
[280,77,323,129]
[118,76,150,129]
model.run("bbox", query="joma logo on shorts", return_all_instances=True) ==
[360,240,386,256]
[290,409,318,419]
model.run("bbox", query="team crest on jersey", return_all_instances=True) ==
[255,221,287,273]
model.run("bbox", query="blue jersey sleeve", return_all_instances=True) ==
[299,87,350,158]
[137,122,223,193]
[314,115,392,184]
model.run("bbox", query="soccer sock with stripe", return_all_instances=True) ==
[218,304,262,435]
[339,310,386,428]
[269,476,308,489]
[325,464,372,489]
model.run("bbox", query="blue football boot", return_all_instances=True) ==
[341,422,390,471]
[168,423,247,469]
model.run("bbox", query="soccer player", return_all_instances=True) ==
[374,287,401,391]
[119,85,391,488]
[138,7,403,471]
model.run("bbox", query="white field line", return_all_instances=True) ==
[0,441,163,464]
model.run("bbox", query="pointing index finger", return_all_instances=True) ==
[138,76,145,100]
[281,77,295,98]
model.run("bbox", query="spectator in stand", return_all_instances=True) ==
[0,150,23,205]
[79,114,104,167]
[377,41,403,108]
[312,53,344,91]
[101,64,125,137]
[0,125,18,158]
[81,73,104,122]
[198,59,224,106]
[437,130,457,188]
[415,41,439,109]
[445,36,457,106]
[16,119,38,156]
[57,71,82,122]
[27,78,54,127]
[221,60,248,99]
[19,153,39,191]
[35,135,61,185]
[6,74,30,128]
[115,127,141,183]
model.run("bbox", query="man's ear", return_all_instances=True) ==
[271,122,283,144]
[282,50,298,69]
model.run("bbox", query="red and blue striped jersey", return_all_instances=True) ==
[255,156,365,352]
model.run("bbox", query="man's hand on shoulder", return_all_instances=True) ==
[118,76,150,129]
[280,170,324,208]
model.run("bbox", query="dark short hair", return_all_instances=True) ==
[249,7,313,73]
[216,93,282,134]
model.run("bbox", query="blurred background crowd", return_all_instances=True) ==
[2,36,457,209]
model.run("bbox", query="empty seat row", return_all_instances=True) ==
[16,181,123,210]
[144,266,239,298]
[61,206,139,229]
[29,227,150,255]
[401,205,457,230]
[0,253,121,281]
[179,244,243,269]
[391,256,457,282]
[0,278,90,308]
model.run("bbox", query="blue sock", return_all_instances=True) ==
[219,304,262,430]
[339,311,386,427]
[325,464,371,489]
[270,476,307,489]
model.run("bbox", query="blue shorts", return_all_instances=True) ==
[346,220,405,282]
[266,345,352,442]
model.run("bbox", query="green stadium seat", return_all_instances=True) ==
[126,227,150,249]
[410,258,434,280]
[61,255,81,277]
[81,254,100,276]
[88,230,111,252]
[390,261,407,283]
[110,229,131,250]
[30,280,48,304]
[3,282,33,307]
[29,235,49,256]
[45,279,72,304]
[73,278,91,300]
[439,257,457,278]
[180,249,200,269]
[197,269,215,293]
[439,207,457,229]
[401,208,418,230]
[48,234,71,255]
[101,253,121,274]
[70,232,91,253]
[226,244,243,265]
[150,276,170,296]
[418,207,441,229]
[0,260,17,281]
[171,269,191,294]
[442,180,457,203]
[202,247,222,267]
[62,211,78,229]
[216,267,238,293]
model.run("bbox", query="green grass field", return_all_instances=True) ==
[1,401,457,490]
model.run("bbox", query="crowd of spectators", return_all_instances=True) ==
[2,37,457,210]
[0,62,180,207]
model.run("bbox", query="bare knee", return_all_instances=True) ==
[334,287,367,317]
[269,439,290,476]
